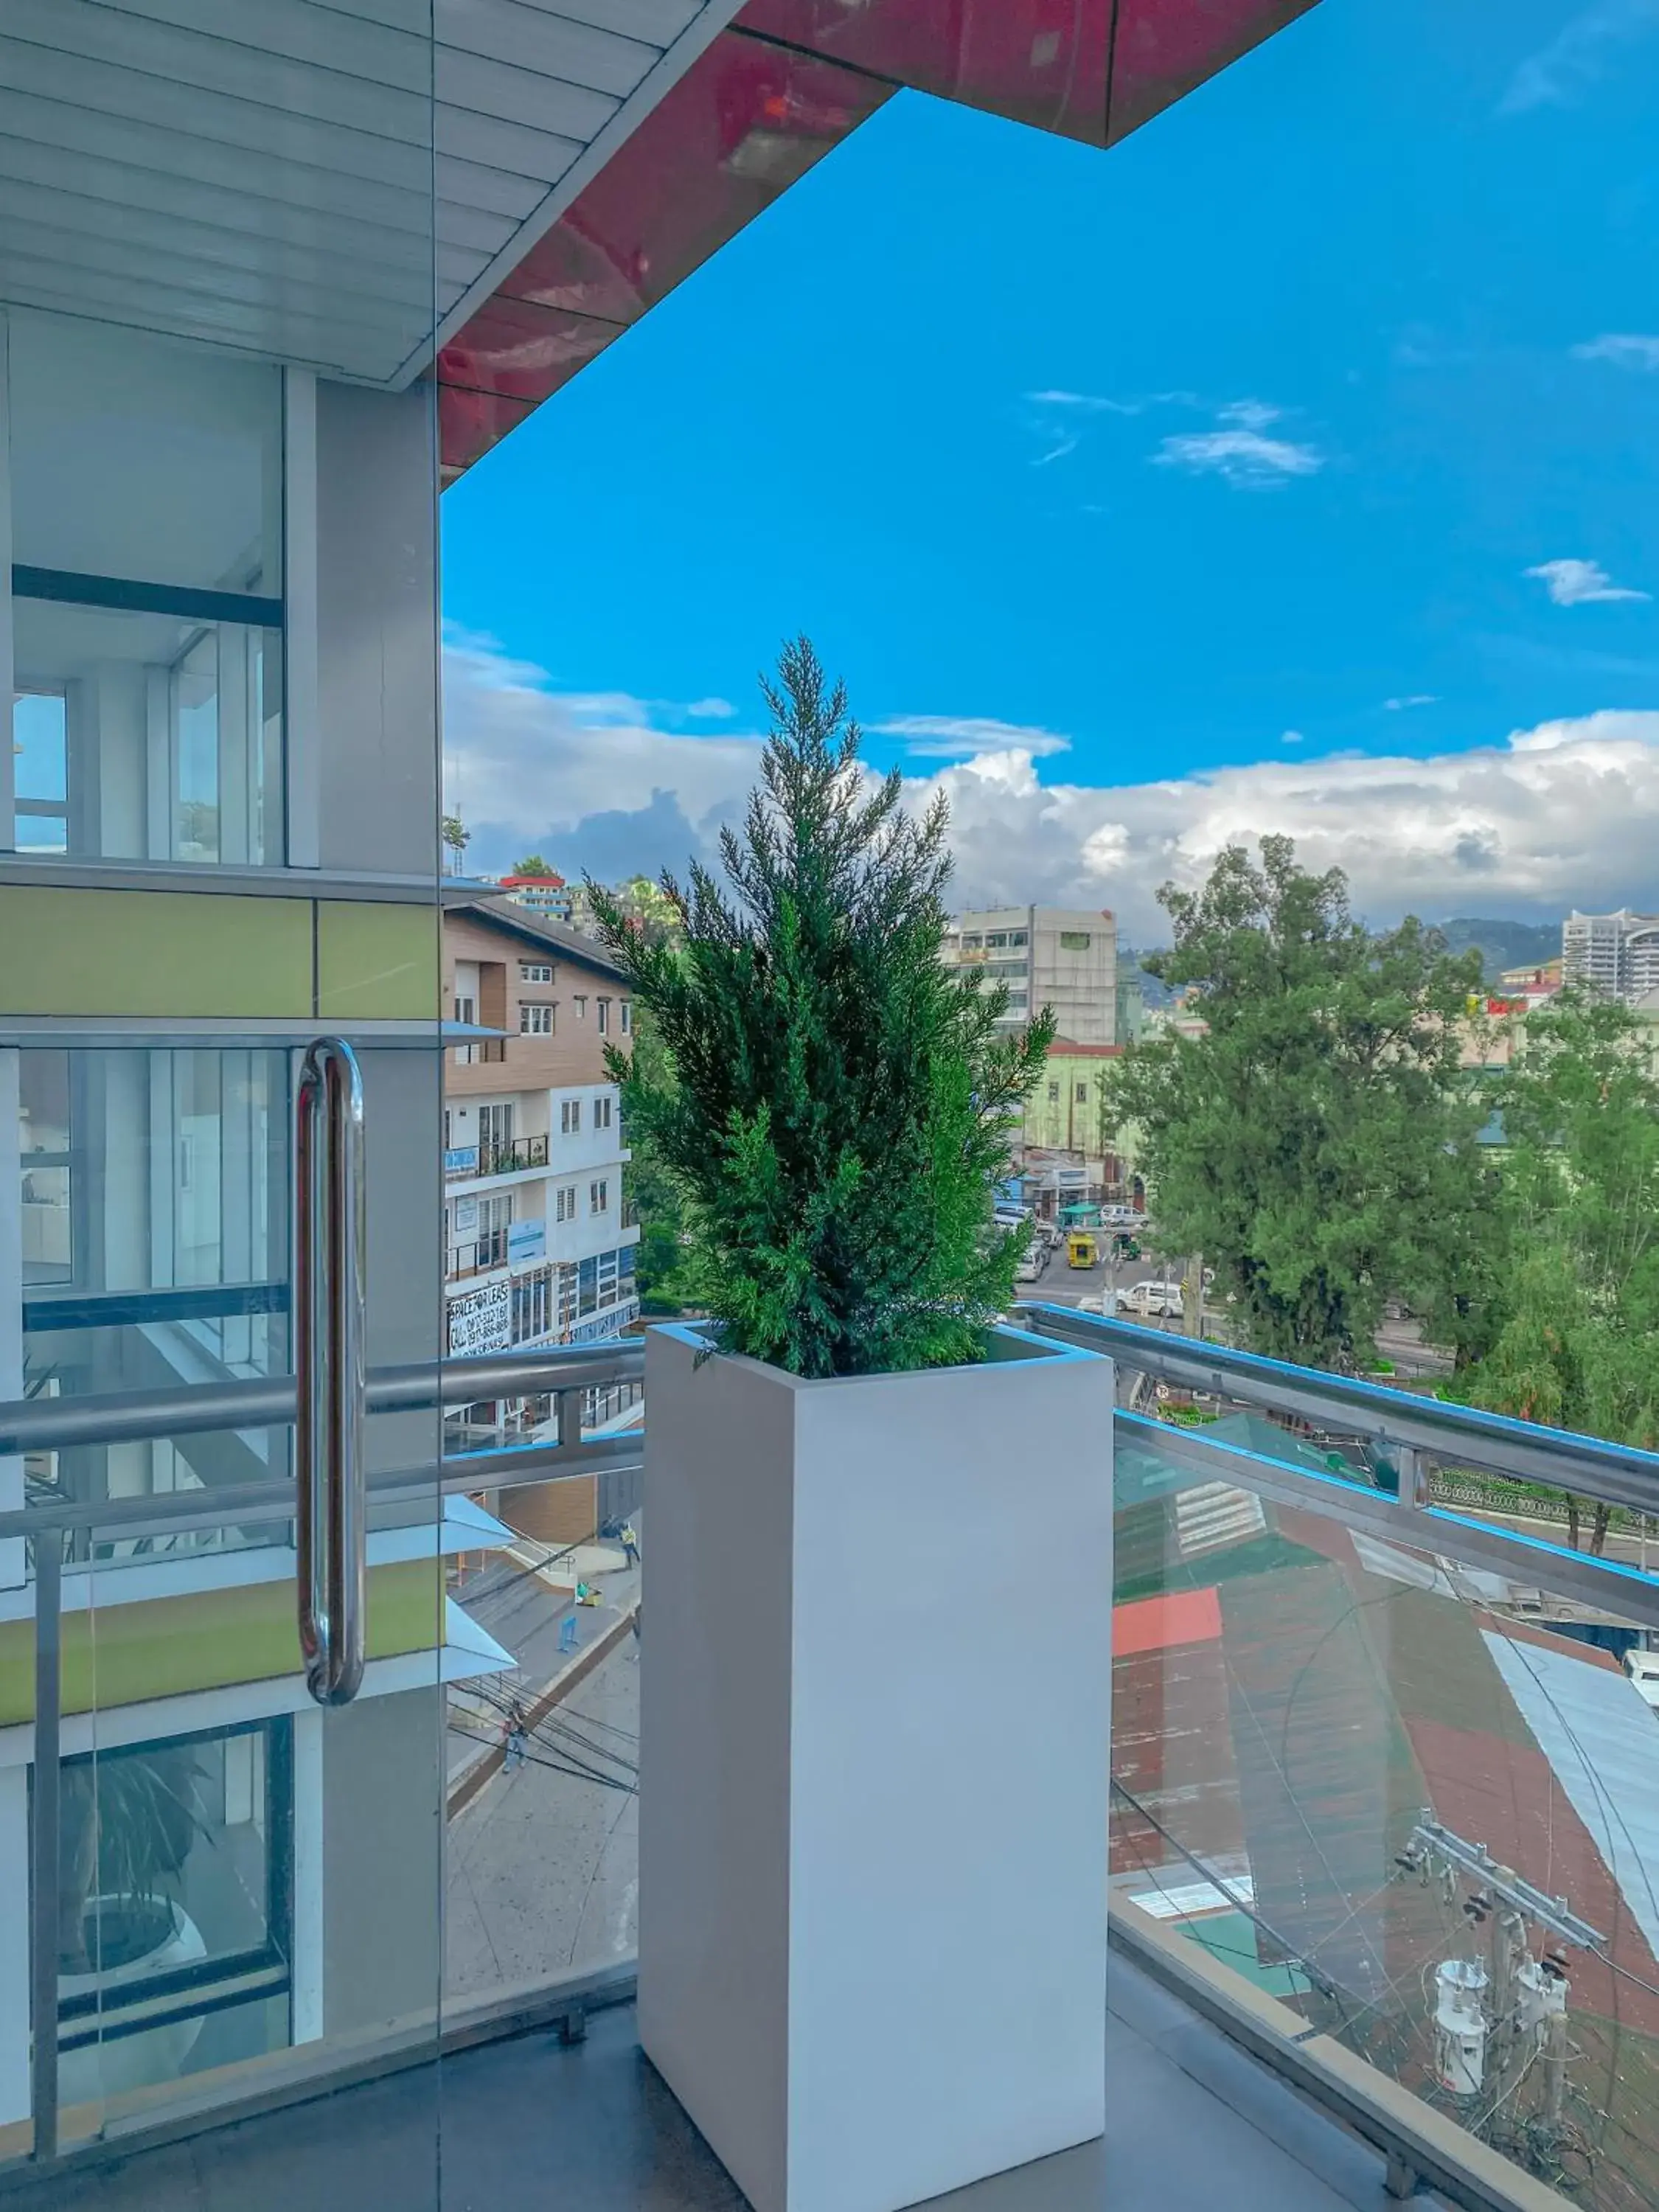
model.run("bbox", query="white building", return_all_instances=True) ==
[1563,909,1659,1005]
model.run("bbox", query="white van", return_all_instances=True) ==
[1116,1280,1185,1319]
[1626,1649,1659,1712]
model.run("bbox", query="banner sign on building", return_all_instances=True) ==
[448,1279,510,1356]
[444,1146,479,1175]
[453,1196,480,1235]
[507,1218,546,1268]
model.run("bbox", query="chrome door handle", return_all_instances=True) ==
[295,1038,367,1705]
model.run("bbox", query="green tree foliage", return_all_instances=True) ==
[588,638,1053,1377]
[621,1001,689,1311]
[513,852,557,877]
[1467,990,1659,1542]
[1102,838,1491,1370]
[440,813,470,870]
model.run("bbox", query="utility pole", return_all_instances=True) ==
[1182,1252,1204,1340]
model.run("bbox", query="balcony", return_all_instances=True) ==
[445,1135,551,1182]
[3,1315,1658,2212]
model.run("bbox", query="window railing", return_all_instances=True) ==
[447,1229,509,1279]
[477,1134,549,1176]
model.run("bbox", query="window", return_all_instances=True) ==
[1009,931,1029,948]
[1075,1083,1088,1103]
[55,1719,293,2087]
[1059,931,1092,951]
[594,1096,613,1130]
[512,1265,552,1344]
[574,996,588,1020]
[1047,1082,1060,1104]
[961,933,983,948]
[987,932,1009,949]
[519,1004,553,1035]
[597,998,611,1036]
[561,1099,582,1135]
[520,962,553,983]
[590,1178,608,1214]
[597,1248,620,1308]
[7,313,284,867]
[555,1186,577,1223]
[621,1001,632,1034]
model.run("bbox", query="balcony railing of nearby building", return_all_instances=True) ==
[452,1039,507,1068]
[3,1317,1659,2211]
[445,1135,551,1181]
[447,1231,509,1280]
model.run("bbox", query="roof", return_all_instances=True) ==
[437,0,1320,479]
[445,894,630,985]
[1049,1040,1125,1057]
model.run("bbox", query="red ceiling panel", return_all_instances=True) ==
[439,293,625,403]
[1105,0,1321,144]
[736,0,1112,145]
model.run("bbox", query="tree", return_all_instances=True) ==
[588,637,1053,1378]
[513,853,557,877]
[622,1002,689,1311]
[1102,838,1492,1371]
[441,813,470,872]
[1467,990,1659,1545]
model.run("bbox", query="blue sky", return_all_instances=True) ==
[442,0,1659,934]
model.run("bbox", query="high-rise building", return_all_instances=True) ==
[497,872,574,923]
[1562,910,1659,1004]
[942,908,1118,1044]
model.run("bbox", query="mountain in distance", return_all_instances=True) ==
[1434,917,1561,986]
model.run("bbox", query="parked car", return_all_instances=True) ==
[1014,1247,1046,1285]
[1116,1280,1185,1319]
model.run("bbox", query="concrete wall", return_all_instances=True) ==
[315,380,439,880]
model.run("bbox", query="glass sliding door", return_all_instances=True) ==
[0,2,448,2200]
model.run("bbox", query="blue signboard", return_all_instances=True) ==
[444,1146,479,1175]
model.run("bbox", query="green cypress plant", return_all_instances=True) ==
[588,638,1054,1379]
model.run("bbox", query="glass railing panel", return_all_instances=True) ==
[442,1388,643,2001]
[1111,1416,1659,2208]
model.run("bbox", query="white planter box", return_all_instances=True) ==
[639,1323,1114,2212]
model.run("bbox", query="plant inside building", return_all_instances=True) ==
[588,637,1052,1378]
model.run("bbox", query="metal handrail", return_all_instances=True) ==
[0,1342,643,1456]
[1019,1301,1659,1513]
[294,1039,366,1707]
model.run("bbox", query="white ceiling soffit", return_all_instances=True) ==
[0,0,747,389]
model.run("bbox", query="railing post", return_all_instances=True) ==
[29,1529,60,2166]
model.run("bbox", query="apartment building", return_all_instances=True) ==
[443,899,638,1372]
[942,907,1118,1043]
[1563,908,1659,1004]
[496,870,574,922]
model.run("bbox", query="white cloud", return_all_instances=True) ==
[1280,730,1305,745]
[686,696,735,718]
[1384,695,1439,711]
[1526,557,1650,606]
[1500,0,1659,114]
[902,708,1659,935]
[1217,398,1282,431]
[1026,389,1142,414]
[443,638,1659,943]
[870,714,1072,761]
[1032,435,1079,467]
[1572,332,1659,371]
[1152,425,1324,488]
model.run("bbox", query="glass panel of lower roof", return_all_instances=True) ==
[1113,1408,1659,2211]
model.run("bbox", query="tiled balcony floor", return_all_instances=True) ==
[13,1957,1436,2212]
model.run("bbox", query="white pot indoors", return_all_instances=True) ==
[58,1896,209,2110]
[639,1319,1114,2212]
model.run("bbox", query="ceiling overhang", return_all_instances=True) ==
[437,0,1321,480]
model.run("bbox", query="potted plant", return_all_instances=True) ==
[57,1745,209,2105]
[591,641,1115,2212]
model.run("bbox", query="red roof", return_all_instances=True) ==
[1114,1586,1222,1658]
